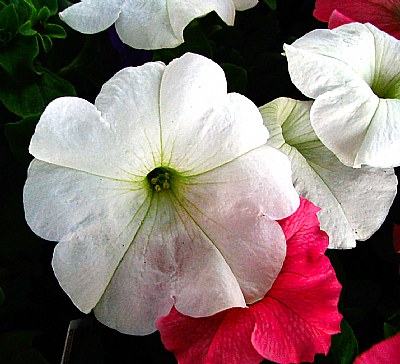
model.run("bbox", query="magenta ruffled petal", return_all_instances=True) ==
[157,198,342,364]
[157,307,263,364]
[328,9,355,29]
[354,333,400,364]
[314,0,400,39]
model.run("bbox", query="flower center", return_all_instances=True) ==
[147,167,172,192]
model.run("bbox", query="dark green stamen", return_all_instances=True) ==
[147,167,171,191]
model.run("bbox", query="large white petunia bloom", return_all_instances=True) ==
[284,23,400,168]
[260,97,397,249]
[23,53,299,335]
[59,0,258,50]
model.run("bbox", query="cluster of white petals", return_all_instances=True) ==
[59,0,258,49]
[284,23,400,168]
[260,97,397,249]
[23,53,299,335]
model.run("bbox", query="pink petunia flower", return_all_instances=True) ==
[313,0,400,39]
[354,333,400,364]
[157,198,342,364]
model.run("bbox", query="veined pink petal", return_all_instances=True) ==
[354,333,400,364]
[157,198,342,364]
[251,200,342,364]
[158,308,263,364]
[314,0,400,39]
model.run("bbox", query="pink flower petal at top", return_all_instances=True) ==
[314,0,400,39]
[354,333,400,364]
[327,9,356,28]
[157,198,342,364]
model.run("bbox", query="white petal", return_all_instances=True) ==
[60,0,124,34]
[174,146,299,302]
[232,0,258,11]
[30,63,165,179]
[167,0,235,42]
[312,86,400,168]
[60,0,255,49]
[160,53,269,174]
[23,159,150,312]
[261,97,397,249]
[24,160,257,335]
[365,23,400,99]
[160,53,227,123]
[116,0,181,49]
[310,85,378,168]
[24,152,298,334]
[355,99,400,167]
[95,64,165,172]
[94,145,299,334]
[24,52,301,336]
[94,191,246,335]
[285,23,400,168]
[285,23,376,96]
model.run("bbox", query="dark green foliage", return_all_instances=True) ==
[0,331,49,364]
[264,0,277,10]
[330,319,359,364]
[0,0,72,117]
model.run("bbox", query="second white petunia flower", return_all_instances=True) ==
[23,53,299,335]
[260,97,397,249]
[284,23,400,168]
[59,0,258,50]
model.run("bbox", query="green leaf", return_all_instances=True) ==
[220,63,247,93]
[330,319,359,364]
[4,114,39,165]
[384,322,399,339]
[19,20,37,36]
[263,0,277,10]
[43,23,66,38]
[0,67,75,116]
[37,32,52,52]
[0,34,39,75]
[31,0,57,15]
[47,0,58,15]
[36,5,49,22]
[58,0,71,12]
[0,331,49,364]
[0,4,19,42]
[21,0,37,21]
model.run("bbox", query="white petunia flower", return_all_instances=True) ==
[23,53,299,335]
[59,0,258,50]
[284,23,400,168]
[260,97,397,249]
